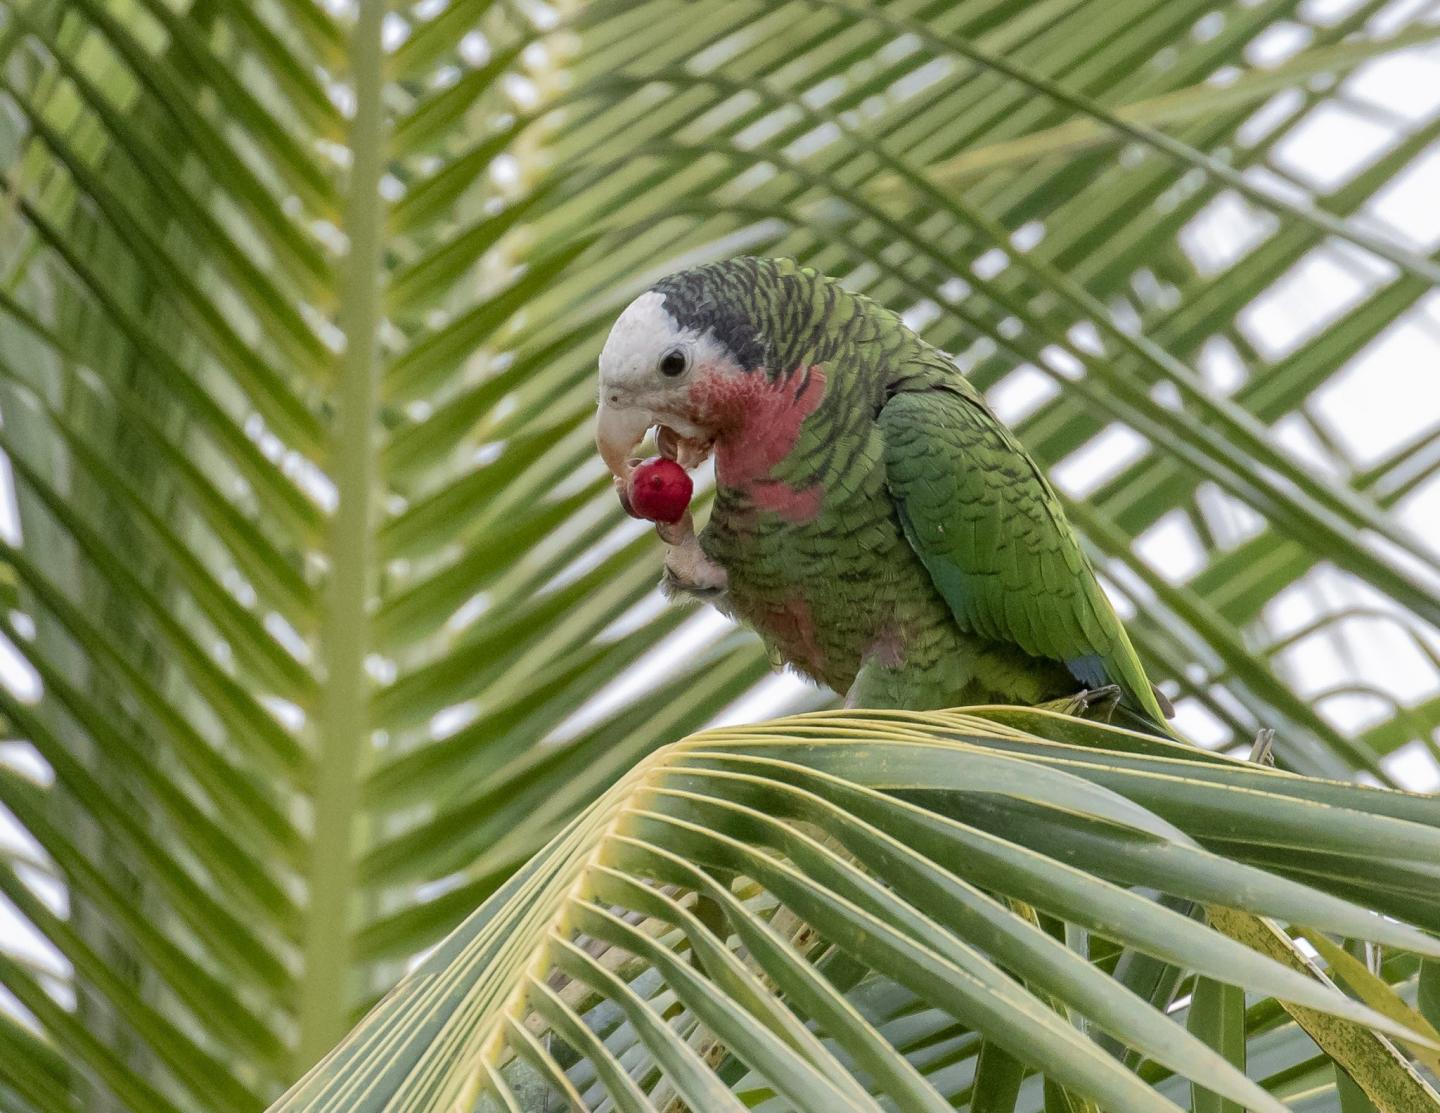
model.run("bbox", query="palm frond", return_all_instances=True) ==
[275,710,1440,1113]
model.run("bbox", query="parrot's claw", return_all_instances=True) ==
[657,511,728,599]
[1060,684,1122,720]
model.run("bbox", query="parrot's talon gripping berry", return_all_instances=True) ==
[625,457,693,524]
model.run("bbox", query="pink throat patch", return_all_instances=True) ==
[689,365,827,522]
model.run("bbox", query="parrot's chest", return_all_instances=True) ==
[698,456,938,692]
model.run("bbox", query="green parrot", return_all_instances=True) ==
[596,257,1173,732]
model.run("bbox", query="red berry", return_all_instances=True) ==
[626,457,693,524]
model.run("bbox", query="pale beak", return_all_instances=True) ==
[595,400,655,479]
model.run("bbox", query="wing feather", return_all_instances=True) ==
[880,385,1168,725]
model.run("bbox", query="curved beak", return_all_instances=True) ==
[595,400,655,479]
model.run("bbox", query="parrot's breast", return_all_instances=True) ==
[697,419,942,693]
[694,402,1079,709]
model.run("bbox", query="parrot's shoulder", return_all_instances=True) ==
[876,339,990,404]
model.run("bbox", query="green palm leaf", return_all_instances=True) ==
[274,711,1440,1112]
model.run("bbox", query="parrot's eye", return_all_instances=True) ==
[658,347,689,377]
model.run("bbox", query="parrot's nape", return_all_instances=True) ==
[595,256,1174,734]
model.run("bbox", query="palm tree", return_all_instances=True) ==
[0,0,1436,1110]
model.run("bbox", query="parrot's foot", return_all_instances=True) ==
[657,511,728,600]
[1059,684,1122,720]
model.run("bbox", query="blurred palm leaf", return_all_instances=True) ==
[276,709,1440,1113]
[0,0,1434,1109]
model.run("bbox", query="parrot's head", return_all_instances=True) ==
[594,288,733,478]
[595,257,816,482]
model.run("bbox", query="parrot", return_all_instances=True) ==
[595,256,1173,732]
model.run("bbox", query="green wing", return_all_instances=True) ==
[879,383,1170,727]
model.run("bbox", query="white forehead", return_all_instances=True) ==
[599,290,736,386]
[599,291,680,383]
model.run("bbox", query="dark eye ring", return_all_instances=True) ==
[658,347,689,377]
